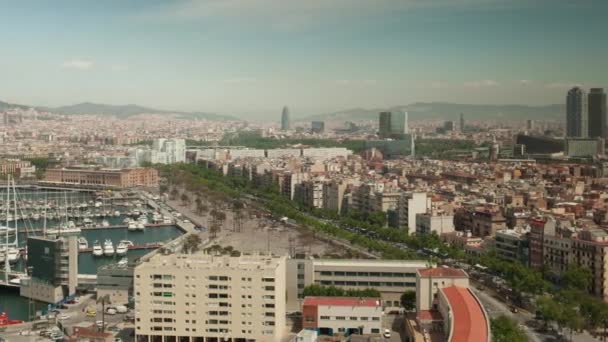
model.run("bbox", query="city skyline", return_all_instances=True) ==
[1,0,607,119]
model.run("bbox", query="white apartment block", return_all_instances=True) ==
[398,192,429,234]
[415,213,455,236]
[134,253,287,342]
[139,139,186,165]
[301,148,352,159]
[302,297,383,335]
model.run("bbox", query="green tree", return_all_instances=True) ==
[400,291,416,311]
[182,234,202,254]
[561,264,592,291]
[180,193,190,206]
[491,315,527,342]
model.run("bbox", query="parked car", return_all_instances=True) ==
[383,329,391,338]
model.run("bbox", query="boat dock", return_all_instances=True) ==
[22,223,174,234]
[78,242,163,253]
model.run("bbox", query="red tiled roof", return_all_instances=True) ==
[417,310,444,322]
[417,267,468,278]
[441,286,489,342]
[303,296,382,307]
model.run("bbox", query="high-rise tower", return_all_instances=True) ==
[588,88,607,138]
[281,106,290,130]
[459,113,465,132]
[566,87,588,137]
[378,111,407,138]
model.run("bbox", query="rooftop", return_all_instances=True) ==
[312,258,429,269]
[441,286,489,342]
[417,267,468,278]
[303,296,382,308]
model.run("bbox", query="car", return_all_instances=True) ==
[510,306,519,313]
[58,314,71,320]
[106,308,117,315]
[96,320,108,327]
[383,329,391,338]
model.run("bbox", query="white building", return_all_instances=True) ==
[302,297,383,336]
[415,213,455,236]
[138,138,186,165]
[134,253,287,342]
[302,148,352,160]
[398,192,429,234]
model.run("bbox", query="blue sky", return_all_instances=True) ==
[0,0,606,118]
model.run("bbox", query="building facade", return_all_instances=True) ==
[134,253,287,342]
[301,297,383,336]
[566,87,588,138]
[43,167,159,188]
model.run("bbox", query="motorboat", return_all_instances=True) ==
[116,241,128,256]
[103,239,115,256]
[0,312,23,326]
[119,240,135,248]
[0,247,20,264]
[92,241,103,257]
[78,237,89,250]
[123,217,131,224]
[114,210,121,217]
[127,220,138,231]
[101,220,110,227]
[136,222,145,231]
[117,258,128,267]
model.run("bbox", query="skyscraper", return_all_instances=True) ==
[459,113,465,132]
[588,88,607,138]
[281,106,290,130]
[566,87,588,138]
[378,111,408,138]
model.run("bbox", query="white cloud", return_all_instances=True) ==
[463,80,499,88]
[62,59,94,70]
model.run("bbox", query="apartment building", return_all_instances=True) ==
[494,228,529,266]
[396,192,428,233]
[415,213,455,236]
[571,229,608,301]
[294,179,325,209]
[286,258,428,312]
[543,234,572,275]
[0,158,36,177]
[134,253,287,342]
[322,180,348,214]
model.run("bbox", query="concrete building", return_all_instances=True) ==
[322,180,348,214]
[286,258,428,312]
[302,297,383,336]
[397,192,428,234]
[311,121,325,134]
[415,213,455,236]
[20,234,79,304]
[588,88,607,138]
[294,179,324,209]
[566,87,588,138]
[415,268,470,312]
[43,167,159,188]
[134,253,287,342]
[494,228,529,266]
[565,137,605,157]
[144,138,186,164]
[97,263,134,306]
[0,159,36,177]
[379,111,408,138]
[571,229,608,301]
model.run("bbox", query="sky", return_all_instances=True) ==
[0,0,607,119]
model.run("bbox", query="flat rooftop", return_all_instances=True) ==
[303,296,382,307]
[312,259,429,269]
[417,267,468,278]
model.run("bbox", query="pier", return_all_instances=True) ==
[20,223,175,234]
[78,242,163,253]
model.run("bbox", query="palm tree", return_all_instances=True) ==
[96,294,111,333]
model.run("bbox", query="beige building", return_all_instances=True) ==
[286,258,429,312]
[43,166,159,188]
[134,253,287,342]
[415,267,469,312]
[571,229,608,301]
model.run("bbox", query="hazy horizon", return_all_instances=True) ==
[1,0,606,119]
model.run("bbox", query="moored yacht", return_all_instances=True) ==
[78,237,89,250]
[116,241,128,256]
[92,241,103,257]
[103,239,114,256]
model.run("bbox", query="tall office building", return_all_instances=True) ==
[459,113,465,132]
[378,111,408,138]
[281,106,290,130]
[588,88,607,138]
[566,87,588,138]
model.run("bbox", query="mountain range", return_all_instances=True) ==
[301,102,565,122]
[0,99,237,121]
[1,98,565,122]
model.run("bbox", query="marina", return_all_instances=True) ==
[0,184,186,321]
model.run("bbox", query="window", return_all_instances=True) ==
[350,317,358,321]
[372,317,380,321]
[305,316,314,322]
[336,316,346,320]
[320,316,330,320]
[320,271,332,276]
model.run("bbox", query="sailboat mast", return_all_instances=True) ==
[12,177,17,248]
[4,175,11,282]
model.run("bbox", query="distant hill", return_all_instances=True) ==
[302,102,565,122]
[0,99,237,120]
